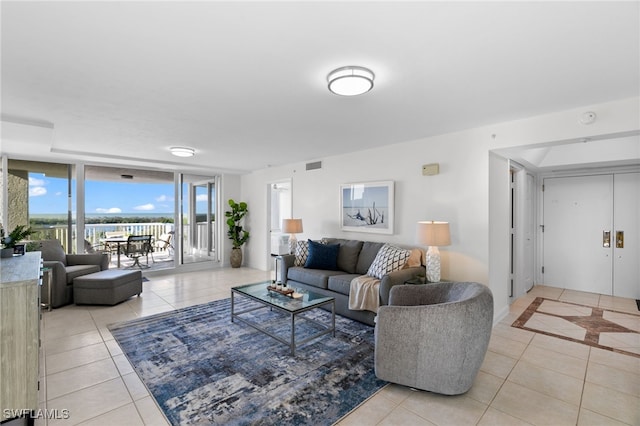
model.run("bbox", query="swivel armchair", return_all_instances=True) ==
[375,282,493,395]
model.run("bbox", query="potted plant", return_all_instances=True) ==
[225,199,250,268]
[1,224,35,258]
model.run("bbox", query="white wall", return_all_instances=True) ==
[239,97,639,322]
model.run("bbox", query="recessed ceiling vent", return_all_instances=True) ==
[306,161,322,171]
[121,174,134,179]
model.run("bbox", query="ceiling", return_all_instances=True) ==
[1,1,639,174]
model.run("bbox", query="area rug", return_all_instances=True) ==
[109,297,385,425]
[512,297,640,358]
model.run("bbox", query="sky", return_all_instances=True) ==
[28,173,209,215]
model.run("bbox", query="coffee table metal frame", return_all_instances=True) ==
[231,281,335,356]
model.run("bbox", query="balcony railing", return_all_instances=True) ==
[31,222,215,257]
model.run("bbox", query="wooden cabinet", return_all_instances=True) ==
[0,252,41,422]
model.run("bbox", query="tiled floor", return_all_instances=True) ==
[36,271,640,426]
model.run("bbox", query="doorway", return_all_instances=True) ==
[179,174,220,265]
[542,172,639,298]
[267,180,292,275]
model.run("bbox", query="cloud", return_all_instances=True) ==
[134,203,155,211]
[29,177,46,186]
[29,186,47,197]
[96,207,122,214]
[156,195,173,202]
[196,194,209,202]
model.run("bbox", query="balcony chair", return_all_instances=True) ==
[153,232,173,256]
[124,235,152,268]
[37,239,109,308]
[374,282,493,395]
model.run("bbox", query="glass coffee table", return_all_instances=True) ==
[231,281,335,356]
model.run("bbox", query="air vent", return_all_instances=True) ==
[306,161,322,171]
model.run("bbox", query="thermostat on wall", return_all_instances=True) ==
[422,163,440,176]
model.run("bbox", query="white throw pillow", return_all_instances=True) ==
[294,240,310,266]
[367,244,411,279]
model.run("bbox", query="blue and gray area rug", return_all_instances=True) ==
[109,297,385,425]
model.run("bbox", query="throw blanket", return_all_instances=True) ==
[349,275,381,313]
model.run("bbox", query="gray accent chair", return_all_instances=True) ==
[37,239,109,308]
[374,282,493,395]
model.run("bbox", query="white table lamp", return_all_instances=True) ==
[282,218,303,254]
[417,221,451,282]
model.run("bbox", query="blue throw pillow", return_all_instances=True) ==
[304,239,340,270]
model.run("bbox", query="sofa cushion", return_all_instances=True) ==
[325,238,363,274]
[65,264,101,284]
[356,241,385,274]
[367,244,412,279]
[327,274,362,296]
[294,240,310,267]
[287,266,343,290]
[304,240,340,270]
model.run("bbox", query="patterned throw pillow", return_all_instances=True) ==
[367,244,411,279]
[294,240,310,266]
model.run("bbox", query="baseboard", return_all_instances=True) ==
[493,304,510,326]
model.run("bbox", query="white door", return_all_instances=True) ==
[522,173,535,292]
[542,175,614,294]
[613,172,640,299]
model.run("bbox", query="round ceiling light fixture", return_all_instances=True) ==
[327,66,375,96]
[169,146,195,157]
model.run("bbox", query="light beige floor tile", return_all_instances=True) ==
[491,381,579,426]
[47,378,133,426]
[466,371,504,405]
[602,310,640,332]
[507,360,584,406]
[378,405,437,426]
[46,358,120,400]
[524,313,587,340]
[477,407,534,426]
[598,332,640,355]
[46,343,111,375]
[112,353,135,376]
[598,296,639,315]
[122,372,150,401]
[401,391,487,426]
[479,350,518,379]
[559,289,600,307]
[539,299,593,316]
[377,384,415,404]
[527,285,564,299]
[488,334,528,359]
[589,347,640,375]
[529,333,591,360]
[77,402,144,426]
[104,338,123,357]
[43,330,104,355]
[491,323,535,344]
[577,408,631,426]
[586,361,640,397]
[581,382,640,425]
[134,396,170,426]
[337,392,397,426]
[519,343,588,380]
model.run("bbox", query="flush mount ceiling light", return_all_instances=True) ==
[169,146,195,157]
[327,66,375,96]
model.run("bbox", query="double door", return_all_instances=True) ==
[542,172,639,299]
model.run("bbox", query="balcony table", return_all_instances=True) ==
[100,236,128,268]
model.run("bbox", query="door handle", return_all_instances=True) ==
[616,231,624,248]
[603,231,611,248]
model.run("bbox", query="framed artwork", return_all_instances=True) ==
[340,180,394,234]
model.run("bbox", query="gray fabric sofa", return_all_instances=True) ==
[374,282,493,395]
[37,239,109,308]
[280,238,424,326]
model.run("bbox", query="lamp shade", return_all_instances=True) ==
[282,218,303,234]
[417,221,451,247]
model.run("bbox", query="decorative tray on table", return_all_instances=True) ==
[267,284,302,299]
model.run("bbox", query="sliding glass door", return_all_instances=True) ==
[179,174,220,265]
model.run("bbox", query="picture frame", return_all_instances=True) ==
[340,180,394,234]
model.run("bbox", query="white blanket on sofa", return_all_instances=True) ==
[348,275,381,313]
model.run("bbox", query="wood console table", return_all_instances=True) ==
[1,252,41,423]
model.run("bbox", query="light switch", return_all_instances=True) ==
[422,163,439,176]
